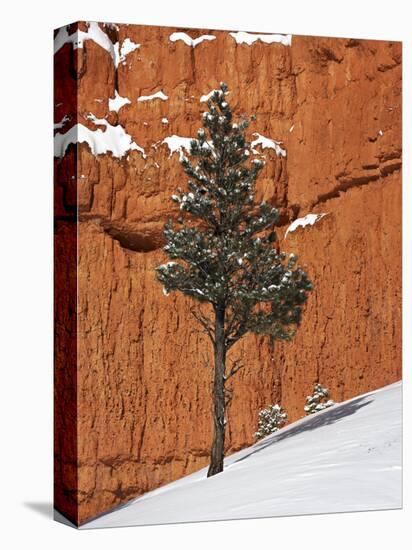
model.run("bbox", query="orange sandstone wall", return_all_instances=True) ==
[54,23,402,524]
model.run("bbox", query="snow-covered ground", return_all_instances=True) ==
[83,381,402,529]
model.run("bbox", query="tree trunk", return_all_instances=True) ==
[207,305,226,477]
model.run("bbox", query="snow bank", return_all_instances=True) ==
[54,23,140,68]
[54,23,119,65]
[119,38,140,63]
[109,91,131,112]
[161,135,193,159]
[54,115,70,130]
[54,25,80,53]
[138,90,168,102]
[229,31,292,46]
[54,114,145,158]
[285,213,326,237]
[200,89,218,102]
[161,136,214,159]
[251,133,286,157]
[169,32,216,47]
[82,381,402,528]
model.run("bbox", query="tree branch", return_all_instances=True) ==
[224,358,246,381]
[224,387,233,407]
[200,351,212,370]
[226,323,248,349]
[190,306,215,344]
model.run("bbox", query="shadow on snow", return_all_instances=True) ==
[232,394,374,465]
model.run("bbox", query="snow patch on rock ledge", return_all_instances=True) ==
[251,133,286,157]
[161,136,214,159]
[169,32,216,47]
[199,89,230,103]
[200,89,219,102]
[230,31,292,46]
[138,90,169,102]
[54,23,140,68]
[161,136,193,159]
[109,91,131,112]
[54,115,70,130]
[54,114,145,159]
[82,381,401,528]
[285,213,327,237]
[119,38,140,63]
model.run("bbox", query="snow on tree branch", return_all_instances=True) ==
[154,81,314,477]
[304,383,335,415]
[255,404,288,440]
[155,81,313,346]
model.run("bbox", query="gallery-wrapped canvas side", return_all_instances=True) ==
[54,22,79,526]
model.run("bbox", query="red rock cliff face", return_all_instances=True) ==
[54,23,402,525]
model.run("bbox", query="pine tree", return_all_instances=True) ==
[155,82,313,477]
[255,404,287,440]
[304,383,335,415]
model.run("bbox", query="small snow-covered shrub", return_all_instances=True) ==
[255,404,287,440]
[304,383,334,415]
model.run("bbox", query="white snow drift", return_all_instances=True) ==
[161,135,194,159]
[251,133,286,157]
[229,31,292,46]
[285,213,327,237]
[138,90,169,102]
[199,89,231,103]
[109,91,131,112]
[53,115,70,130]
[169,32,216,47]
[54,114,145,159]
[54,23,140,68]
[119,38,140,63]
[83,381,402,528]
[200,89,218,102]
